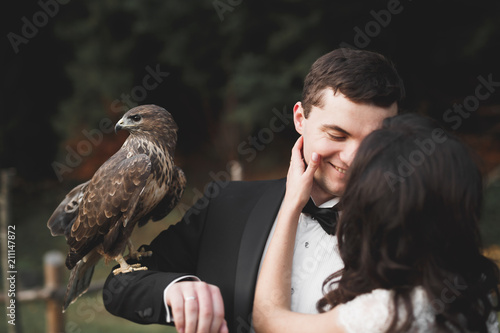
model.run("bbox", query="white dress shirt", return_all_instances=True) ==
[259,197,344,314]
[166,197,344,323]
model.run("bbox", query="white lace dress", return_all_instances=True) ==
[336,287,499,332]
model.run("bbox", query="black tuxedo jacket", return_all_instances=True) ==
[103,178,286,333]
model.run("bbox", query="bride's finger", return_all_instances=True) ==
[298,152,320,194]
[303,152,320,180]
[294,135,304,152]
[284,150,320,209]
[290,137,305,167]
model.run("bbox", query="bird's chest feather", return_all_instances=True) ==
[133,142,173,213]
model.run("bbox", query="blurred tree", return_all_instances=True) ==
[1,1,71,180]
[47,0,500,181]
[53,1,137,135]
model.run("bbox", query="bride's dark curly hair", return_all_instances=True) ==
[317,113,499,332]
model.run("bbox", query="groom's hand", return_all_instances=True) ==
[165,281,228,333]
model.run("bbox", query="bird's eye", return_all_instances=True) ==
[129,115,142,122]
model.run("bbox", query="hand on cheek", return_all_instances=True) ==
[285,136,320,210]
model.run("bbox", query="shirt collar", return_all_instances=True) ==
[311,197,340,209]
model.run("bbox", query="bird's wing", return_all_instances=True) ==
[146,165,186,224]
[47,181,90,238]
[65,153,151,267]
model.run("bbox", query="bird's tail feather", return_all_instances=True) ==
[63,250,100,311]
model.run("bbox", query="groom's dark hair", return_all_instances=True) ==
[302,48,405,118]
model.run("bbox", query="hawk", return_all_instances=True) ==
[47,105,186,310]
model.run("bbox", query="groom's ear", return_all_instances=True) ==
[293,102,305,135]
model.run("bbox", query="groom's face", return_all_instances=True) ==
[294,89,397,204]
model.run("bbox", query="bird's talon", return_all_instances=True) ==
[125,249,153,261]
[138,250,153,259]
[112,264,148,275]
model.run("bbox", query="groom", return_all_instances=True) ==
[103,48,404,333]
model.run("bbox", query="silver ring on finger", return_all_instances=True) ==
[184,296,197,301]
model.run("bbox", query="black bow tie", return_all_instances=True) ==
[301,198,339,235]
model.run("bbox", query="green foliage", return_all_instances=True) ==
[53,0,500,140]
[3,0,500,180]
[53,1,137,139]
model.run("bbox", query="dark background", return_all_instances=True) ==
[1,0,499,331]
[3,0,500,181]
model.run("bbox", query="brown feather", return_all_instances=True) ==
[47,105,186,309]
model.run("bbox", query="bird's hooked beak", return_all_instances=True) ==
[115,118,125,134]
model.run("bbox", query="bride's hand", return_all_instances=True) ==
[253,137,322,332]
[284,136,320,211]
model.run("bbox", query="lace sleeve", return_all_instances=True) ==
[336,287,498,332]
[487,311,499,333]
[336,289,394,333]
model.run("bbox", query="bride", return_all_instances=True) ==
[253,113,499,332]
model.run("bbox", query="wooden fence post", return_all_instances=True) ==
[44,251,65,333]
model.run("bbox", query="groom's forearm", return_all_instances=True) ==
[103,268,187,324]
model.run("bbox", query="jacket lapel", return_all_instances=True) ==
[233,178,286,331]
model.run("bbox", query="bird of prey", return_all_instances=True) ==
[47,104,186,310]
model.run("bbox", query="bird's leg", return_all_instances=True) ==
[112,254,148,275]
[123,240,153,261]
